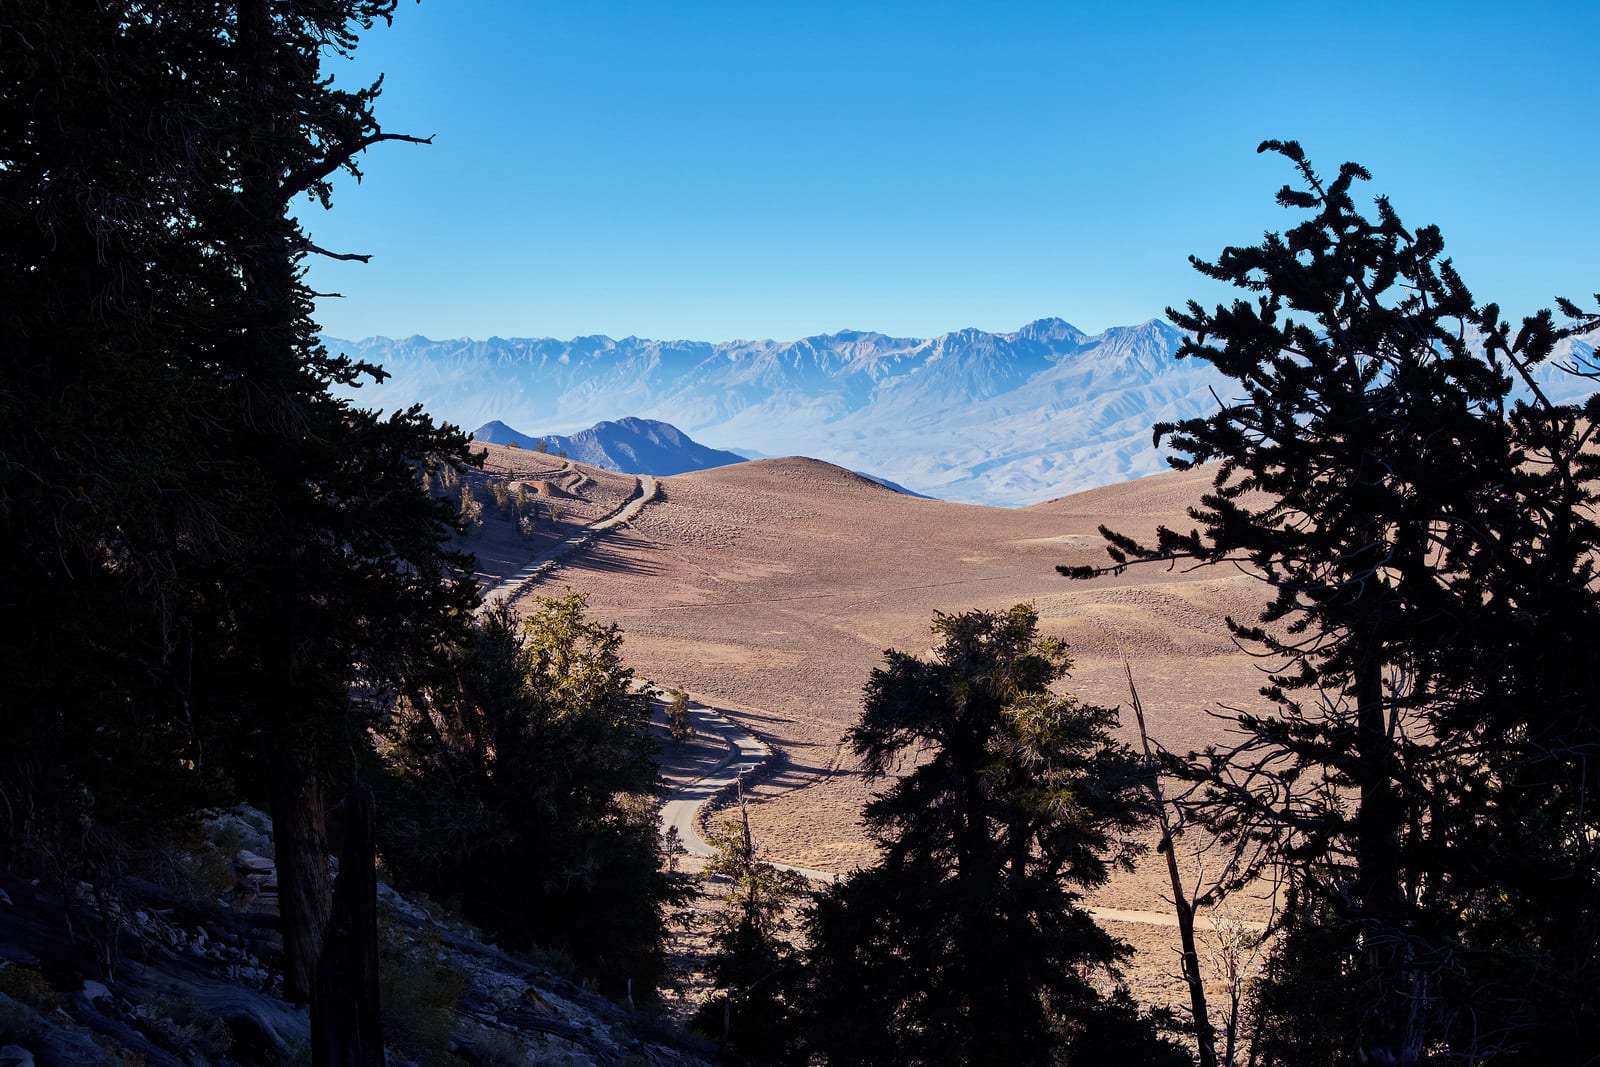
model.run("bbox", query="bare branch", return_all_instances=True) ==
[278,130,434,204]
[292,238,371,263]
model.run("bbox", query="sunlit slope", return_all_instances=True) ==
[510,456,1266,872]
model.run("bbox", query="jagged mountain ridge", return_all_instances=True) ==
[473,416,746,476]
[328,318,1600,506]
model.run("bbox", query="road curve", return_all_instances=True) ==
[483,474,658,607]
[658,701,837,883]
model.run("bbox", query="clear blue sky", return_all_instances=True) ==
[304,1,1599,343]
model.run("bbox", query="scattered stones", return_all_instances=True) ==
[234,850,274,874]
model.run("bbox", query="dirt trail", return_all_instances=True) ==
[657,702,835,883]
[483,474,658,607]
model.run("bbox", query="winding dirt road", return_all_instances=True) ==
[657,701,836,883]
[654,698,1264,931]
[482,474,658,606]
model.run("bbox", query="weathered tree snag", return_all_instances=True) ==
[311,781,383,1067]
[1126,661,1218,1067]
[271,758,332,1003]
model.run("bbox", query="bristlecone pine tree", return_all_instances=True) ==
[667,688,696,744]
[803,605,1188,1066]
[1062,140,1600,1065]
[378,595,690,1000]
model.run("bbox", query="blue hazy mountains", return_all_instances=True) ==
[326,318,1599,506]
[327,318,1216,505]
[473,416,745,476]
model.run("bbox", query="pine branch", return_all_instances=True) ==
[278,130,433,204]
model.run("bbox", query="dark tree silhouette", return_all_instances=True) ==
[379,595,689,999]
[1,4,479,1054]
[1062,141,1600,1064]
[692,797,811,1066]
[803,605,1187,1066]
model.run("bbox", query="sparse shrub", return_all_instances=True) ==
[464,1023,530,1066]
[379,923,468,1064]
[515,485,537,539]
[0,965,61,1011]
[459,482,483,527]
[490,478,513,514]
[209,818,247,854]
[147,995,233,1059]
[0,990,36,1043]
[666,689,694,745]
[156,822,240,904]
[535,440,548,454]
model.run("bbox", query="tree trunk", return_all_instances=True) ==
[1353,619,1415,1064]
[1125,661,1218,1067]
[312,781,383,1067]
[272,757,332,1003]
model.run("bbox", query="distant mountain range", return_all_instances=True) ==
[473,416,745,476]
[327,318,1600,506]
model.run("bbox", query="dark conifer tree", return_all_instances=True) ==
[1062,141,1600,1063]
[0,1,249,864]
[692,799,811,1066]
[1,3,479,1048]
[379,595,689,1000]
[803,605,1187,1066]
[217,0,476,1003]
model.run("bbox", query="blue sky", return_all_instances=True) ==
[305,1,1599,343]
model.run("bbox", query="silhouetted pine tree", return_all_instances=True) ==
[1,4,479,1050]
[1062,141,1600,1064]
[803,605,1187,1066]
[692,798,811,1066]
[379,596,690,1000]
[1,0,249,867]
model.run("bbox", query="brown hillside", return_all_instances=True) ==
[508,456,1270,863]
[457,444,640,586]
[494,453,1282,1015]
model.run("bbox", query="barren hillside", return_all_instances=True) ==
[491,457,1259,847]
[477,450,1291,1014]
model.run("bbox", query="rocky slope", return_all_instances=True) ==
[0,809,715,1067]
